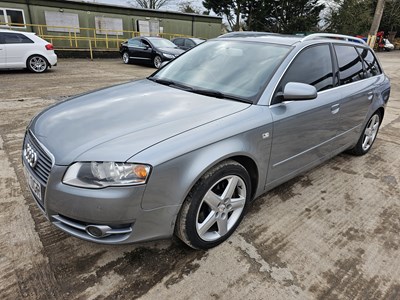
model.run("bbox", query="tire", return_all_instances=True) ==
[348,111,382,156]
[175,160,251,249]
[27,55,48,73]
[122,52,131,64]
[153,55,162,69]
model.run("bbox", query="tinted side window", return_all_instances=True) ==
[128,39,141,47]
[357,47,382,78]
[334,45,364,85]
[3,33,33,44]
[141,40,151,48]
[279,44,333,93]
[185,39,195,48]
[174,38,184,46]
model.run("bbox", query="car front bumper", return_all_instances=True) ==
[22,132,179,244]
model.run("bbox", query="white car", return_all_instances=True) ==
[0,29,57,73]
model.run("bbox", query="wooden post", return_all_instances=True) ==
[368,0,386,48]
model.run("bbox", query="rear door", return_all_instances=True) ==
[332,44,376,148]
[267,44,341,186]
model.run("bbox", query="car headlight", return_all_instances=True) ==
[63,162,151,188]
[163,53,175,59]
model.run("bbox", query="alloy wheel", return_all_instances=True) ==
[154,56,162,68]
[196,175,246,242]
[362,114,380,151]
[123,52,130,64]
[29,56,47,73]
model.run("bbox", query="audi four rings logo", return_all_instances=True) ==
[24,143,38,168]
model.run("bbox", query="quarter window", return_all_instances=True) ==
[0,8,26,28]
[334,45,364,85]
[278,44,334,94]
[357,47,382,78]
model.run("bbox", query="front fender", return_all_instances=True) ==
[134,105,273,211]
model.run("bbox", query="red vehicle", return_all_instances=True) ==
[376,31,394,51]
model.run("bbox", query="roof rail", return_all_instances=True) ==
[301,33,366,44]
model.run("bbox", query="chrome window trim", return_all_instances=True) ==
[268,41,382,106]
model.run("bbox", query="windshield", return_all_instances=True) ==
[148,38,177,48]
[151,40,291,101]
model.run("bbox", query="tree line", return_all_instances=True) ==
[128,0,400,36]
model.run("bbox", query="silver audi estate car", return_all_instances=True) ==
[23,33,390,249]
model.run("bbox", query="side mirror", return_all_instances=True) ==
[283,82,317,101]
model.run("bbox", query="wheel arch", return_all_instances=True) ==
[25,52,50,67]
[376,106,385,120]
[26,53,49,69]
[228,155,259,201]
[140,147,263,212]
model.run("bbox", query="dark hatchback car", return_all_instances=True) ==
[171,37,205,51]
[119,36,184,68]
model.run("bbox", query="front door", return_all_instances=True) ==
[267,44,340,187]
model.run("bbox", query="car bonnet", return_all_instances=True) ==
[30,79,250,165]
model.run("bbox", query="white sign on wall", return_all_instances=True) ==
[95,16,123,35]
[44,11,80,33]
[137,20,150,36]
[137,19,160,36]
[149,20,160,36]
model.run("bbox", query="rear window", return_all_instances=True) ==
[334,45,364,85]
[357,47,382,78]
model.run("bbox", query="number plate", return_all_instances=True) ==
[24,167,42,201]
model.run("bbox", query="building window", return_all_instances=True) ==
[0,8,26,28]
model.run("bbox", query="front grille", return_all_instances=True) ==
[24,131,53,185]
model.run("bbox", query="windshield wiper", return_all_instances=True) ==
[147,77,194,91]
[148,77,252,104]
[147,77,175,86]
[189,88,253,104]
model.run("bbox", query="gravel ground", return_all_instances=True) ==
[0,53,399,300]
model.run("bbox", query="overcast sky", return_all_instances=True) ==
[81,0,206,13]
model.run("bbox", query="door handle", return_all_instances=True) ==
[331,104,340,114]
